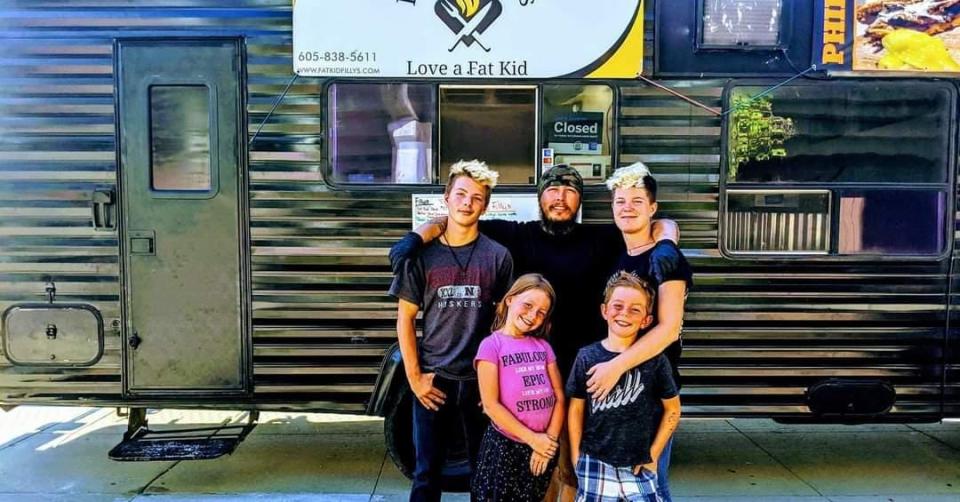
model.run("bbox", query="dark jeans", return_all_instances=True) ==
[410,375,488,502]
[657,435,674,501]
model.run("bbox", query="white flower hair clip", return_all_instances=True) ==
[449,159,500,189]
[606,162,652,191]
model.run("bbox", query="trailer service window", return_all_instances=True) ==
[326,82,614,186]
[438,86,537,185]
[722,81,952,257]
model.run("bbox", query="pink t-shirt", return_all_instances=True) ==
[474,331,557,442]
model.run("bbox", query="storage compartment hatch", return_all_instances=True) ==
[2,303,104,366]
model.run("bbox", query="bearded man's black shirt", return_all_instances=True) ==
[389,220,625,377]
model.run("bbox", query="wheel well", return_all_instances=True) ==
[366,342,406,416]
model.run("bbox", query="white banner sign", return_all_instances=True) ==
[293,0,644,79]
[412,193,541,228]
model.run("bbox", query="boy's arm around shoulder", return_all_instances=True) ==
[586,244,690,400]
[388,231,425,275]
[652,218,680,244]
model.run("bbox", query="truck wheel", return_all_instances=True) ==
[383,387,472,492]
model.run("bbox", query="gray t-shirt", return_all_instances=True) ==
[566,342,678,467]
[389,234,513,380]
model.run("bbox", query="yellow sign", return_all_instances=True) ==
[293,0,644,79]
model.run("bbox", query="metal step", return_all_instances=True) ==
[108,409,258,462]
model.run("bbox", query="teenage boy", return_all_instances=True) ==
[586,162,693,501]
[567,271,681,502]
[389,166,678,500]
[389,160,514,502]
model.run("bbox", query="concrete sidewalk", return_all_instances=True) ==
[0,406,958,501]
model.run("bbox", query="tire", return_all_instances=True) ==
[383,386,472,492]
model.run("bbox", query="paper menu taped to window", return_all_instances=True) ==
[412,193,543,229]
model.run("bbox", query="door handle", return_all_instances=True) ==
[91,188,116,231]
[129,230,156,255]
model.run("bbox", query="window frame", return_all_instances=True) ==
[542,82,619,183]
[321,79,620,192]
[695,0,789,51]
[145,80,221,200]
[655,0,814,77]
[438,83,540,186]
[718,79,956,262]
[724,188,832,256]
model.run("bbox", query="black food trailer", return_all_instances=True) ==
[0,0,956,483]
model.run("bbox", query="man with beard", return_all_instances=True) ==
[389,165,677,501]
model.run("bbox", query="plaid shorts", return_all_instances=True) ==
[575,453,661,502]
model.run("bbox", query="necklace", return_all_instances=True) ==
[627,240,656,255]
[442,232,479,277]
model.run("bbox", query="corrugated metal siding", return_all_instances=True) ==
[618,76,949,418]
[0,1,411,412]
[0,1,125,403]
[0,1,951,419]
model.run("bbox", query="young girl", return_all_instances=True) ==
[471,273,566,502]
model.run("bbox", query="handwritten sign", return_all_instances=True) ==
[413,193,554,228]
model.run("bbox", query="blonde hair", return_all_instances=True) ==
[445,159,499,206]
[603,270,655,314]
[606,162,658,202]
[492,273,556,339]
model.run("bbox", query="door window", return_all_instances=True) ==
[149,85,214,192]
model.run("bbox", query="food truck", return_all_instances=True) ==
[0,0,957,482]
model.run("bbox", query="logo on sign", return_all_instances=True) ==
[437,285,481,299]
[435,0,503,52]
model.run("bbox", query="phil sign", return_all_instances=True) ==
[293,0,644,79]
[815,0,960,73]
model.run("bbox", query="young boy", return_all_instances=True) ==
[389,160,514,502]
[566,271,682,502]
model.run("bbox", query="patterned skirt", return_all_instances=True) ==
[471,425,557,502]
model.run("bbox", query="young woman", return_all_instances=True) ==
[585,162,693,501]
[471,273,566,502]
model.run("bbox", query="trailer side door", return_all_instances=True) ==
[116,39,249,396]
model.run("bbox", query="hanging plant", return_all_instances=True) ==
[728,94,796,179]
